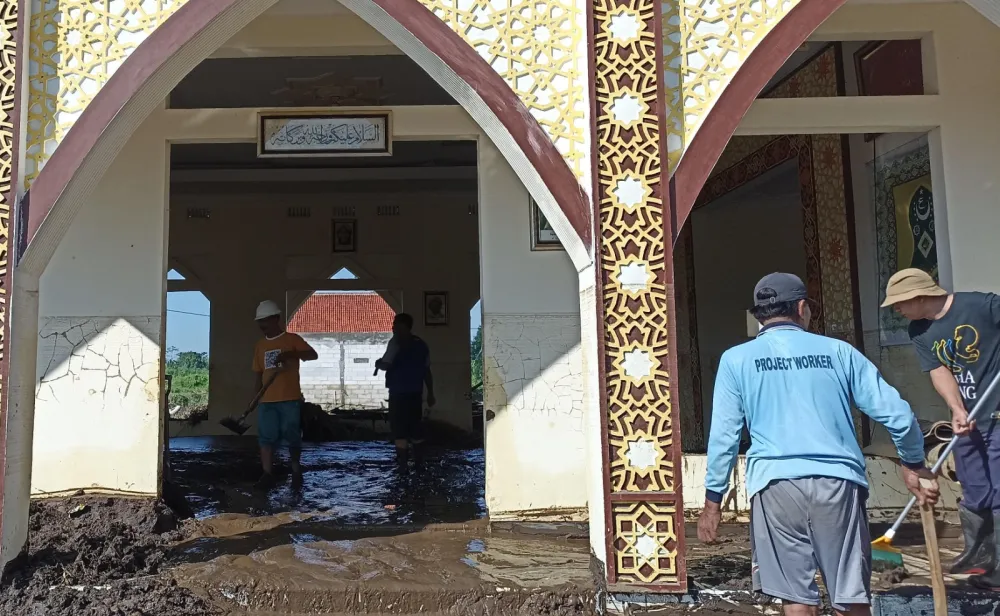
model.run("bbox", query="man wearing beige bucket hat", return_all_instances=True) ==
[884,268,1000,587]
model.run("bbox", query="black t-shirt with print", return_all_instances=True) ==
[909,292,1000,418]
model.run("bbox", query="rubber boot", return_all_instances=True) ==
[970,512,1000,589]
[951,506,995,575]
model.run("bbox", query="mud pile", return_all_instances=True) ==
[0,497,220,616]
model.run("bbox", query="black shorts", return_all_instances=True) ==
[388,393,423,441]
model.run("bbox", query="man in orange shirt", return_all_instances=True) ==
[252,300,318,487]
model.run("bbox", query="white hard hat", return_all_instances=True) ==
[255,300,282,321]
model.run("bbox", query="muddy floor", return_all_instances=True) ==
[7,437,977,615]
[0,497,221,616]
[5,438,599,616]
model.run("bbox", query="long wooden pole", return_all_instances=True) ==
[919,501,948,616]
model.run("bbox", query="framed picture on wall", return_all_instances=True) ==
[332,219,357,253]
[530,198,562,251]
[870,134,935,346]
[424,291,449,326]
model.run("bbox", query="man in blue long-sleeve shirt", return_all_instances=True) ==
[698,273,939,616]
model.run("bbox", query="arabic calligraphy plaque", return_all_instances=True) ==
[258,112,391,157]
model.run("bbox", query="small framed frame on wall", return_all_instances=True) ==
[332,219,357,253]
[424,291,449,326]
[530,198,562,251]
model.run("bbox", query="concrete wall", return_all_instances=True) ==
[478,139,587,520]
[34,117,168,496]
[299,332,392,409]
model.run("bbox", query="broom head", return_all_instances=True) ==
[871,534,904,568]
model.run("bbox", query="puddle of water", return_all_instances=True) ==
[169,436,486,525]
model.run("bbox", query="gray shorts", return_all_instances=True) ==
[750,477,871,610]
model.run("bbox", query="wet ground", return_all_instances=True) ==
[169,436,486,524]
[10,436,987,615]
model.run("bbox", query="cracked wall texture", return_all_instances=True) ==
[33,316,162,496]
[483,314,587,519]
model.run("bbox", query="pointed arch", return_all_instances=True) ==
[20,0,592,278]
[671,0,850,236]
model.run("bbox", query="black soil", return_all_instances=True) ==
[0,497,221,616]
[687,554,754,590]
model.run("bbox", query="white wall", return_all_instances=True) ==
[34,117,168,496]
[691,162,806,429]
[299,332,392,409]
[478,139,588,520]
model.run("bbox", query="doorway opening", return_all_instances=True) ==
[165,268,211,432]
[164,129,485,525]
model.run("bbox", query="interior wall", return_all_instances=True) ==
[34,115,168,496]
[691,161,806,429]
[168,182,480,434]
[478,139,587,520]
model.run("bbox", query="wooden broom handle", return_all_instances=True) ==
[918,490,948,616]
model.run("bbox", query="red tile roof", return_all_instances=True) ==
[288,292,395,333]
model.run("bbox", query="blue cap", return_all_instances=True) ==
[753,273,808,308]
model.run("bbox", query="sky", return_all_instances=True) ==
[166,268,482,355]
[166,270,210,354]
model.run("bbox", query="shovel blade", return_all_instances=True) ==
[220,417,249,435]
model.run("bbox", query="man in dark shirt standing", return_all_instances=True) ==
[375,313,435,454]
[884,268,1000,588]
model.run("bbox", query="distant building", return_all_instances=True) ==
[288,293,395,410]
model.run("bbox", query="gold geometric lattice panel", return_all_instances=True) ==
[0,0,15,401]
[663,0,800,171]
[595,0,675,493]
[26,0,190,183]
[27,1,588,186]
[613,500,681,585]
[418,0,588,180]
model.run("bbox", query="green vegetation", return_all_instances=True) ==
[470,326,483,402]
[166,347,209,409]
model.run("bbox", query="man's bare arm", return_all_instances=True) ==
[929,365,974,435]
[298,340,319,362]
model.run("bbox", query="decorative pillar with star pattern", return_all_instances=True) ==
[591,0,687,591]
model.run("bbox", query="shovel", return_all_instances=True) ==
[220,371,278,435]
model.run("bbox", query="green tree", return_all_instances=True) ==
[470,326,483,402]
[166,346,209,409]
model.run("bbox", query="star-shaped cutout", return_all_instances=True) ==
[611,93,643,126]
[534,25,551,43]
[618,261,652,293]
[612,176,648,210]
[626,439,658,470]
[621,348,654,381]
[635,534,660,561]
[608,10,642,43]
